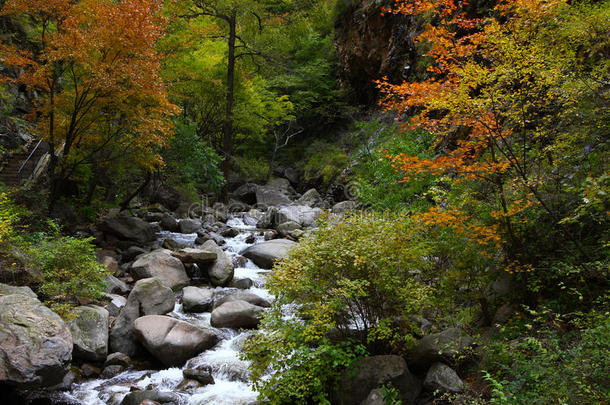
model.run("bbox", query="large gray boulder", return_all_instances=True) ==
[121,390,181,405]
[241,239,296,269]
[171,248,217,264]
[133,315,218,367]
[210,300,264,329]
[423,362,464,394]
[109,278,175,356]
[69,305,109,362]
[99,214,156,244]
[199,240,234,287]
[131,249,190,290]
[336,355,421,405]
[104,274,130,295]
[278,205,321,227]
[255,186,292,207]
[214,291,271,309]
[159,214,180,232]
[232,183,258,205]
[296,188,323,207]
[332,200,357,215]
[266,177,297,198]
[182,286,214,313]
[408,328,474,371]
[0,286,72,387]
[179,219,202,234]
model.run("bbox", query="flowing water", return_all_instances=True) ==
[58,216,272,405]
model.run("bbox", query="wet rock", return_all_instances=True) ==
[210,300,264,329]
[101,365,124,378]
[159,214,180,232]
[336,355,421,405]
[0,285,72,388]
[131,249,190,291]
[221,228,239,238]
[241,239,296,269]
[109,278,175,356]
[408,328,474,371]
[179,219,202,234]
[195,234,212,245]
[133,315,219,367]
[69,305,109,362]
[176,378,202,391]
[80,363,101,378]
[171,248,217,264]
[232,255,248,267]
[199,240,234,287]
[162,238,188,250]
[104,352,132,368]
[276,220,301,237]
[182,286,214,313]
[99,214,156,244]
[423,362,464,394]
[121,390,180,405]
[263,230,277,241]
[104,274,130,295]
[214,291,271,308]
[332,200,357,215]
[183,368,214,386]
[230,278,253,290]
[278,205,322,227]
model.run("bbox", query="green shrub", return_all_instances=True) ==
[244,212,431,404]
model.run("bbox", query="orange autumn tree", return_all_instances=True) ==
[377,0,609,265]
[0,0,178,206]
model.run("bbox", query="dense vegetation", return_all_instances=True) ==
[0,0,608,403]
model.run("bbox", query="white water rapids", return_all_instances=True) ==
[58,216,273,405]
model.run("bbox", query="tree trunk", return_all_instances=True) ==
[220,10,237,202]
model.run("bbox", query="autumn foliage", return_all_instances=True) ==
[0,0,178,203]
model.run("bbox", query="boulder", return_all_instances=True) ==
[104,274,130,295]
[332,200,357,215]
[214,291,271,309]
[162,237,188,250]
[230,278,253,290]
[0,287,72,387]
[171,248,217,264]
[232,183,258,205]
[210,300,264,329]
[182,286,214,313]
[276,220,302,237]
[159,214,180,232]
[179,219,202,234]
[296,188,323,207]
[101,256,119,274]
[131,249,190,291]
[105,294,127,317]
[266,177,297,197]
[408,328,474,371]
[99,214,156,244]
[241,239,296,269]
[122,246,147,262]
[133,315,219,367]
[255,186,292,207]
[69,305,109,362]
[109,278,175,356]
[121,390,181,405]
[423,362,464,394]
[183,368,214,386]
[278,205,321,227]
[104,352,131,368]
[101,365,123,378]
[199,240,234,287]
[336,355,421,405]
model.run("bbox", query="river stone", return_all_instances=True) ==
[336,355,421,405]
[182,286,214,313]
[104,352,131,368]
[121,390,181,405]
[69,305,109,362]
[133,315,219,367]
[122,246,147,262]
[109,278,175,356]
[0,284,37,298]
[179,219,202,234]
[131,249,190,290]
[214,291,271,309]
[230,278,253,290]
[233,183,258,205]
[276,220,301,237]
[199,240,234,287]
[183,368,214,385]
[296,188,323,207]
[241,239,296,269]
[159,214,180,232]
[423,362,465,393]
[99,214,156,244]
[105,294,127,317]
[0,288,72,387]
[255,186,292,207]
[104,274,130,295]
[171,248,217,264]
[266,177,297,197]
[210,300,264,329]
[278,205,321,227]
[408,328,474,371]
[332,200,357,215]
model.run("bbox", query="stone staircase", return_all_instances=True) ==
[0,140,49,187]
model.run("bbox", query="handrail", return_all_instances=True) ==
[17,139,43,185]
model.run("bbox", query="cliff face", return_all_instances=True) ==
[334,0,421,106]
